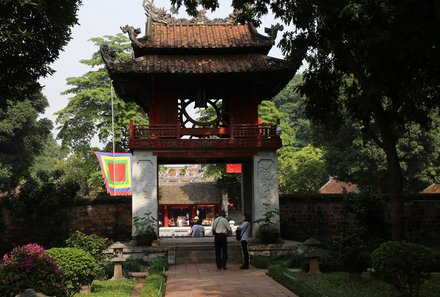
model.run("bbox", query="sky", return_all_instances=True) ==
[39,0,287,140]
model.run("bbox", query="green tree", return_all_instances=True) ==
[55,148,104,197]
[56,34,148,152]
[279,144,327,193]
[0,0,81,192]
[0,0,81,101]
[271,77,329,193]
[0,96,53,191]
[172,0,440,239]
[321,116,440,193]
[258,100,283,124]
[11,169,78,248]
[25,133,104,198]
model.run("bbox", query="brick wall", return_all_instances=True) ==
[280,195,350,241]
[280,194,440,244]
[1,194,439,254]
[0,197,133,254]
[67,198,132,241]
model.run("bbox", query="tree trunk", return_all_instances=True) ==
[376,113,404,240]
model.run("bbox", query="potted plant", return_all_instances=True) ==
[254,202,280,244]
[133,211,158,246]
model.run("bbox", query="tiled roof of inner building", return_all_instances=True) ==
[138,24,271,49]
[159,183,221,204]
[108,54,290,74]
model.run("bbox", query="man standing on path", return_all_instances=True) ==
[212,210,232,269]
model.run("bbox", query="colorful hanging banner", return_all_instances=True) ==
[226,164,242,173]
[95,152,132,196]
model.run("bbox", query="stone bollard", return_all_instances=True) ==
[303,237,322,274]
[15,288,51,297]
[111,242,126,280]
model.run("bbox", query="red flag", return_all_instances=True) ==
[226,164,242,173]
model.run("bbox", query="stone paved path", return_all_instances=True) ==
[164,263,298,297]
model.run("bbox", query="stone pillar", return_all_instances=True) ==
[252,152,280,235]
[132,151,158,236]
[242,158,254,236]
[111,260,125,280]
[222,191,229,216]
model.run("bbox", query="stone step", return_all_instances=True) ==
[174,244,242,264]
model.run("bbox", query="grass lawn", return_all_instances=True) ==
[285,271,440,297]
[74,279,136,297]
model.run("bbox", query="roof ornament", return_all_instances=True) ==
[144,0,168,25]
[142,0,236,25]
[99,44,118,65]
[192,9,209,24]
[264,23,284,43]
[143,0,152,18]
[121,25,141,46]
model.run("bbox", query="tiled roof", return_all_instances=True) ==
[421,183,440,193]
[108,54,289,74]
[138,24,271,50]
[319,178,358,194]
[159,183,221,204]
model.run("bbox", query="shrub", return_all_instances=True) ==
[287,252,307,269]
[65,230,113,278]
[0,244,67,297]
[315,247,343,272]
[267,264,287,280]
[47,247,98,296]
[250,255,289,269]
[371,241,435,297]
[149,259,168,274]
[327,227,380,272]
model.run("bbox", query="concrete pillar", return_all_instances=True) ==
[132,151,158,236]
[252,152,280,236]
[242,158,253,221]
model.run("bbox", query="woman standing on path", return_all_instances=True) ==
[237,213,251,269]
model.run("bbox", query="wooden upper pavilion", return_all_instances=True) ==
[100,4,293,164]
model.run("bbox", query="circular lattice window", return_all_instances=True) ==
[178,98,228,128]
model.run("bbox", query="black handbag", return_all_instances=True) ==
[235,228,241,241]
[236,223,248,241]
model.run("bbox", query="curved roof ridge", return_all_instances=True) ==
[148,3,238,26]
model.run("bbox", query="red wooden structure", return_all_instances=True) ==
[101,6,293,164]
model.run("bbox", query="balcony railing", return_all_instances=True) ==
[129,121,282,150]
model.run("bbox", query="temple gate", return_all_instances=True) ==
[101,2,293,237]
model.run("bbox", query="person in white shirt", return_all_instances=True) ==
[212,210,232,269]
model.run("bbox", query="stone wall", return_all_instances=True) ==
[280,194,440,244]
